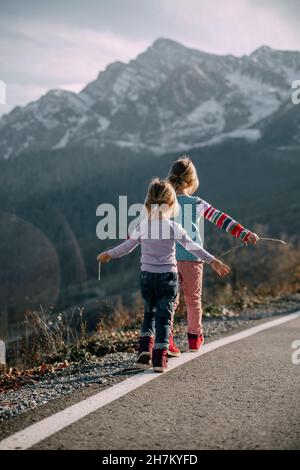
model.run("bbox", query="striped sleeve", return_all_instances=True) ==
[197,199,251,242]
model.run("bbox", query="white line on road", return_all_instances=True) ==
[1,311,300,450]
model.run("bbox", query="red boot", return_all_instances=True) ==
[167,332,181,357]
[137,335,154,367]
[152,349,168,373]
[188,333,204,352]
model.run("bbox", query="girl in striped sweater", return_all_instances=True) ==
[167,156,259,355]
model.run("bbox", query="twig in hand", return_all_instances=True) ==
[219,237,287,258]
[260,237,287,245]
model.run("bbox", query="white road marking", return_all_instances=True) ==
[1,311,300,450]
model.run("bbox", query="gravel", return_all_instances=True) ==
[0,353,138,422]
[1,293,300,423]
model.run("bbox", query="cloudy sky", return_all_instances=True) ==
[0,0,299,115]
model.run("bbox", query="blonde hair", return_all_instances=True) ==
[168,156,199,194]
[144,178,179,218]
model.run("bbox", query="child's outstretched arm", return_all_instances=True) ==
[97,228,140,263]
[174,223,230,277]
[197,199,259,244]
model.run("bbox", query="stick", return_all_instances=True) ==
[98,261,101,281]
[219,243,244,257]
[260,237,287,245]
[219,237,287,258]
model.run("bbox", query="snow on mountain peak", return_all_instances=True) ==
[251,45,274,57]
[1,40,299,159]
[151,37,188,52]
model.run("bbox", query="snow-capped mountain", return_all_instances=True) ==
[1,38,300,159]
[257,98,300,147]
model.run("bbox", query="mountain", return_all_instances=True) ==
[258,99,300,147]
[1,38,300,159]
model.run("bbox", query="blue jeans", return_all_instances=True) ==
[140,271,179,349]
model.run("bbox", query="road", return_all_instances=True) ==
[1,314,300,450]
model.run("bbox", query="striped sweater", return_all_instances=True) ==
[175,194,252,261]
[204,203,251,241]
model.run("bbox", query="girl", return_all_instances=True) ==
[167,156,259,355]
[97,178,230,373]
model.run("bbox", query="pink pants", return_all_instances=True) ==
[177,260,204,336]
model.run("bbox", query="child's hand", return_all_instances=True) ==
[97,252,111,263]
[210,258,230,277]
[247,232,259,245]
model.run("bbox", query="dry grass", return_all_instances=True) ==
[6,296,144,370]
[1,302,142,392]
[203,234,300,308]
[8,307,87,368]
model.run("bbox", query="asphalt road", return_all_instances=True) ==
[29,316,300,450]
[1,315,300,450]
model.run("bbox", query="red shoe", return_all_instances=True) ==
[167,333,181,357]
[188,333,204,352]
[137,336,154,367]
[152,349,168,373]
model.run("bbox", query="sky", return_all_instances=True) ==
[0,0,300,115]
